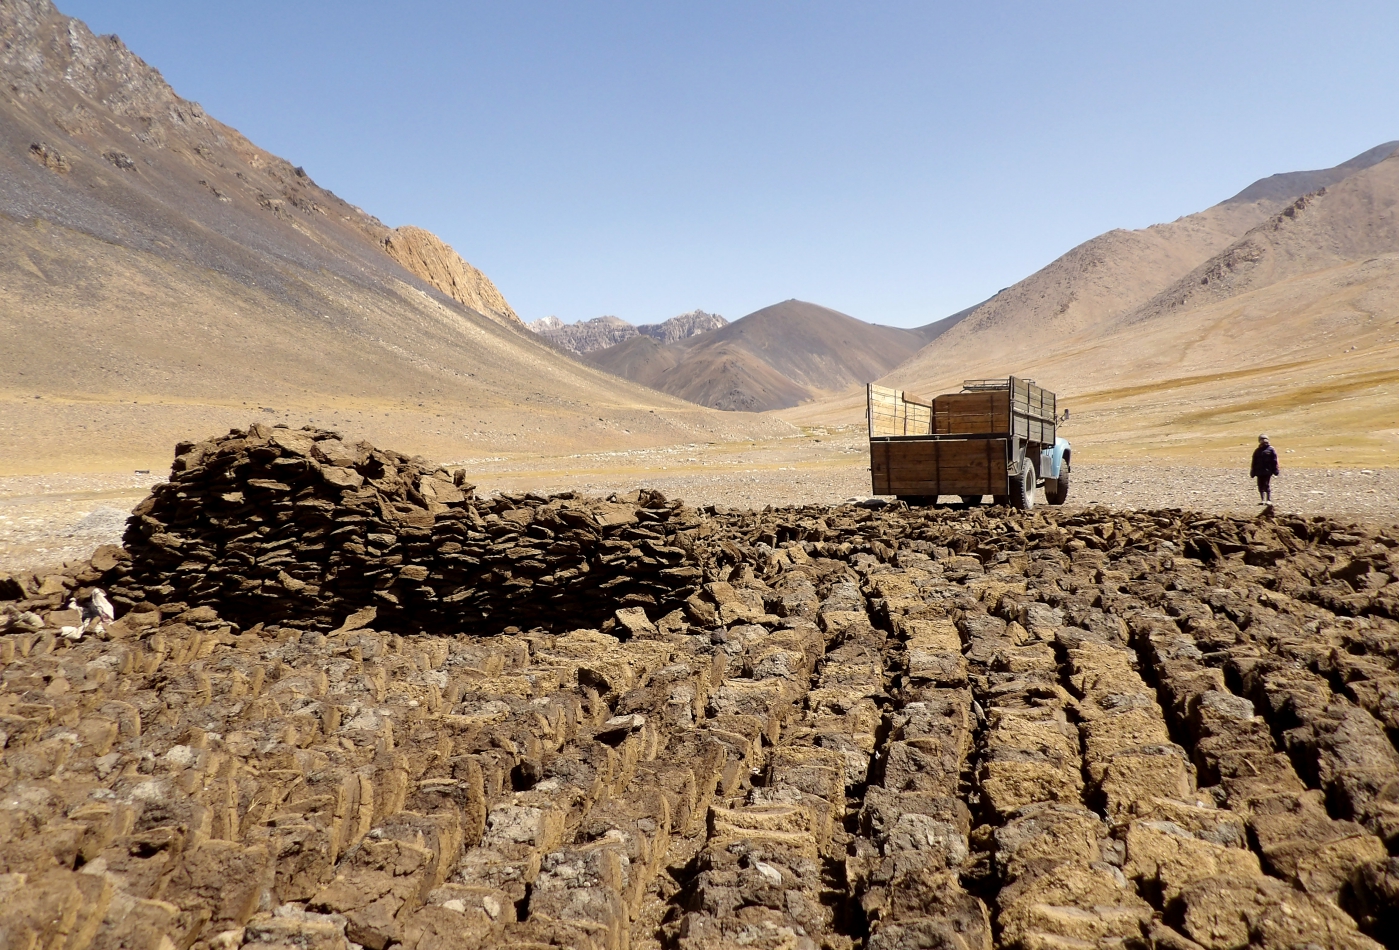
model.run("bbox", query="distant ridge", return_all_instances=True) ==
[1225,141,1399,205]
[586,299,945,411]
[528,310,727,354]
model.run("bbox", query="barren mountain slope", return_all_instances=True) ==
[784,145,1399,466]
[1227,139,1399,203]
[580,334,685,390]
[865,143,1399,395]
[1129,153,1399,324]
[649,339,816,412]
[0,0,789,472]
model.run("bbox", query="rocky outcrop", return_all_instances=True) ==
[528,315,641,354]
[382,227,520,325]
[528,311,727,355]
[0,0,214,142]
[637,310,727,345]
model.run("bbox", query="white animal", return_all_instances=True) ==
[89,589,115,624]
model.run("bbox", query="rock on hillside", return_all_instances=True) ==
[529,310,728,354]
[588,299,932,412]
[382,226,520,325]
[529,314,640,354]
[638,308,728,344]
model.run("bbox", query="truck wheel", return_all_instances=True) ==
[1011,462,1036,510]
[992,495,1009,507]
[960,495,985,506]
[1045,471,1069,505]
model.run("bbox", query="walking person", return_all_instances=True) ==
[1250,434,1280,503]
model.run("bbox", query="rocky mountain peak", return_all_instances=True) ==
[528,310,726,354]
[637,309,728,344]
[1,0,212,145]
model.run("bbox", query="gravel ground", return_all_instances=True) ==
[3,427,1396,573]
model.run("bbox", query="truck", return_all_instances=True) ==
[867,377,1070,509]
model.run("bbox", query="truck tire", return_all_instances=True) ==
[1011,462,1036,510]
[1045,471,1069,505]
[960,495,985,506]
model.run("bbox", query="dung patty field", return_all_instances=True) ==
[3,424,1399,950]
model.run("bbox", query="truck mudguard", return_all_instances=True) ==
[1039,437,1071,479]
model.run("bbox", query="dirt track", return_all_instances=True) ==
[3,423,1399,949]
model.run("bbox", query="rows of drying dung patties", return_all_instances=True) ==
[0,614,531,949]
[0,546,825,950]
[5,481,1399,950]
[665,554,867,950]
[103,423,704,635]
[849,550,991,950]
[1039,547,1279,948]
[948,547,1157,949]
[1111,557,1392,948]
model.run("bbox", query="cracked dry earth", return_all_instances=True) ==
[4,427,1399,950]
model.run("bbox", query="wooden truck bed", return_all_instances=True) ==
[868,378,1057,498]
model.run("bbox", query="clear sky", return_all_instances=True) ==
[59,1,1399,328]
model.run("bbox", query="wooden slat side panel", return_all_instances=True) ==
[869,384,934,437]
[875,441,993,461]
[908,402,931,435]
[932,393,1010,435]
[869,385,902,437]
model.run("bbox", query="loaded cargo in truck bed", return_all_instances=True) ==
[867,377,1070,509]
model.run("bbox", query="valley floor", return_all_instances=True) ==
[3,427,1396,573]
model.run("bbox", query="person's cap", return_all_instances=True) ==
[1258,434,1269,441]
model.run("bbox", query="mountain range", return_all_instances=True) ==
[584,300,959,411]
[3,0,1395,472]
[528,310,727,354]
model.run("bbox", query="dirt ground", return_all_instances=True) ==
[4,439,1398,949]
[2,426,1395,574]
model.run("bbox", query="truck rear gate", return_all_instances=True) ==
[870,437,1008,497]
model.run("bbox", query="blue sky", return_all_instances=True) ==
[61,1,1399,328]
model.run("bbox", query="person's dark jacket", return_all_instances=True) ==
[1251,444,1280,478]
